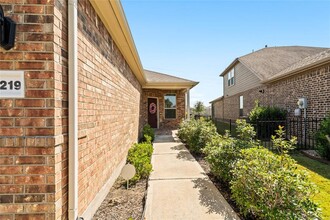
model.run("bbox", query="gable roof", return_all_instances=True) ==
[143,70,198,89]
[264,48,330,83]
[220,46,328,80]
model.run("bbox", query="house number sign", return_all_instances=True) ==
[0,71,25,98]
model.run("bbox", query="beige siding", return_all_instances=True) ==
[224,62,262,97]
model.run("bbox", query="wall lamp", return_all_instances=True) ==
[0,5,16,50]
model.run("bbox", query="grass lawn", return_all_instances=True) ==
[291,153,330,219]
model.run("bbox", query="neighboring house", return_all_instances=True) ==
[0,1,197,219]
[211,46,330,120]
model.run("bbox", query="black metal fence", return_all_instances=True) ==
[212,118,237,137]
[213,117,322,150]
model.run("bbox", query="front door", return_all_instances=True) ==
[148,98,158,128]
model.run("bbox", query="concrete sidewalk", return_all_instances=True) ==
[144,132,240,220]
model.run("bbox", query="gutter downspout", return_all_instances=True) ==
[68,0,78,219]
[187,89,190,120]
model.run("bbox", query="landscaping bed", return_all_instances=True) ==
[178,118,322,219]
[92,177,147,220]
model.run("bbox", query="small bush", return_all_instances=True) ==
[178,118,217,154]
[249,100,287,123]
[235,119,259,148]
[231,129,319,219]
[271,125,297,155]
[127,141,153,183]
[203,119,258,182]
[315,113,330,159]
[231,147,320,219]
[203,133,238,182]
[142,124,155,142]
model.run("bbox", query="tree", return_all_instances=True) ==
[194,101,205,116]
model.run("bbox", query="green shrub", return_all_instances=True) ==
[315,113,330,159]
[231,147,320,219]
[249,100,287,123]
[271,125,297,155]
[178,119,198,143]
[142,124,155,142]
[231,129,319,219]
[203,119,258,182]
[178,118,217,154]
[203,133,238,182]
[127,141,153,183]
[235,119,259,148]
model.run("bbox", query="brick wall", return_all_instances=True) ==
[0,0,58,219]
[217,63,330,120]
[142,89,186,129]
[211,98,224,119]
[0,0,143,219]
[76,0,142,216]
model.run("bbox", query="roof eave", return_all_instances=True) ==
[262,57,330,84]
[209,96,224,104]
[143,82,199,90]
[219,58,239,77]
[90,0,146,85]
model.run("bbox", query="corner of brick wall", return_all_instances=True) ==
[0,1,62,219]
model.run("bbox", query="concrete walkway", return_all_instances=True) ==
[144,132,240,220]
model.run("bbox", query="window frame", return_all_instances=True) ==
[239,95,243,116]
[164,94,177,119]
[227,68,235,87]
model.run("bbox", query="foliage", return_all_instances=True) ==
[178,118,217,154]
[315,113,330,159]
[213,119,237,136]
[203,133,238,182]
[203,120,257,182]
[235,119,259,148]
[231,147,321,219]
[292,153,330,219]
[249,100,287,124]
[194,101,205,116]
[271,125,297,155]
[142,124,155,142]
[127,140,153,183]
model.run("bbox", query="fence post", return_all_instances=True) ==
[229,119,232,133]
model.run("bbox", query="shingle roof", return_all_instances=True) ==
[265,48,330,82]
[143,69,198,89]
[220,46,328,80]
[144,69,197,84]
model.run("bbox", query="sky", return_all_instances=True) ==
[121,0,330,107]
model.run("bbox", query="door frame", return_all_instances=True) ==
[147,97,159,129]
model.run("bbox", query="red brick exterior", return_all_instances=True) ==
[212,63,330,120]
[142,89,186,129]
[76,0,142,216]
[0,0,143,219]
[0,0,59,219]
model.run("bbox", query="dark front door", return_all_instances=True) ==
[148,98,158,128]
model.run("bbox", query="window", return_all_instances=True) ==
[164,94,176,119]
[239,95,243,116]
[227,68,235,86]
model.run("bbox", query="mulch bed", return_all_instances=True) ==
[92,178,147,220]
